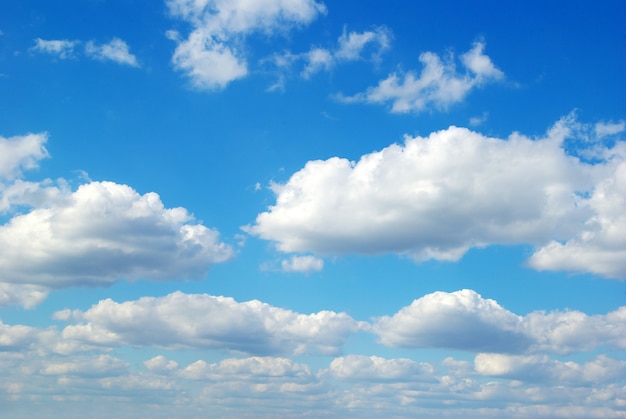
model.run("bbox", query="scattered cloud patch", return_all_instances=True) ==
[31,38,78,59]
[31,37,139,67]
[166,0,326,89]
[281,255,324,273]
[246,115,626,278]
[266,26,391,88]
[0,133,49,181]
[84,38,139,67]
[595,120,625,138]
[337,41,503,113]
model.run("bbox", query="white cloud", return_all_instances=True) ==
[0,283,49,309]
[84,38,139,67]
[281,255,323,273]
[270,26,391,83]
[595,120,625,138]
[0,181,233,290]
[0,133,49,181]
[373,289,626,355]
[170,29,248,89]
[246,116,596,262]
[528,149,626,278]
[329,355,434,382]
[373,290,531,353]
[338,41,503,113]
[247,115,626,278]
[39,354,128,377]
[166,0,326,89]
[181,356,311,381]
[474,353,626,385]
[31,38,78,59]
[59,291,364,355]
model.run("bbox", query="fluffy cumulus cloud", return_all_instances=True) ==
[528,150,626,278]
[0,134,232,307]
[247,115,626,278]
[373,290,531,353]
[57,291,364,355]
[166,0,326,89]
[339,41,503,113]
[84,38,139,67]
[373,289,626,355]
[0,181,233,288]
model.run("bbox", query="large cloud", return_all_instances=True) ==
[0,181,233,288]
[373,289,626,355]
[338,41,504,113]
[166,0,326,89]
[57,291,364,355]
[246,115,626,278]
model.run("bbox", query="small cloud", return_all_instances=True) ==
[85,38,139,67]
[31,38,78,59]
[595,120,625,138]
[469,111,489,126]
[281,255,324,273]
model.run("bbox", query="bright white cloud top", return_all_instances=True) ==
[1,1,625,418]
[248,115,626,279]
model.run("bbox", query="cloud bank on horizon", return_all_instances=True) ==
[1,0,625,418]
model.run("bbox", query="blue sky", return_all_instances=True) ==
[1,1,626,417]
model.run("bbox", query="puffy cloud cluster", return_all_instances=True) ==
[0,134,232,307]
[339,41,504,113]
[166,0,326,89]
[57,291,364,355]
[373,289,626,355]
[247,115,626,279]
[2,289,626,417]
[32,38,139,66]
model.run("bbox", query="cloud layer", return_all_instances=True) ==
[2,289,626,418]
[247,115,626,278]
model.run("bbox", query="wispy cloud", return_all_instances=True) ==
[31,37,139,66]
[85,38,139,67]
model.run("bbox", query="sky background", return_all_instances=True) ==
[1,1,626,418]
